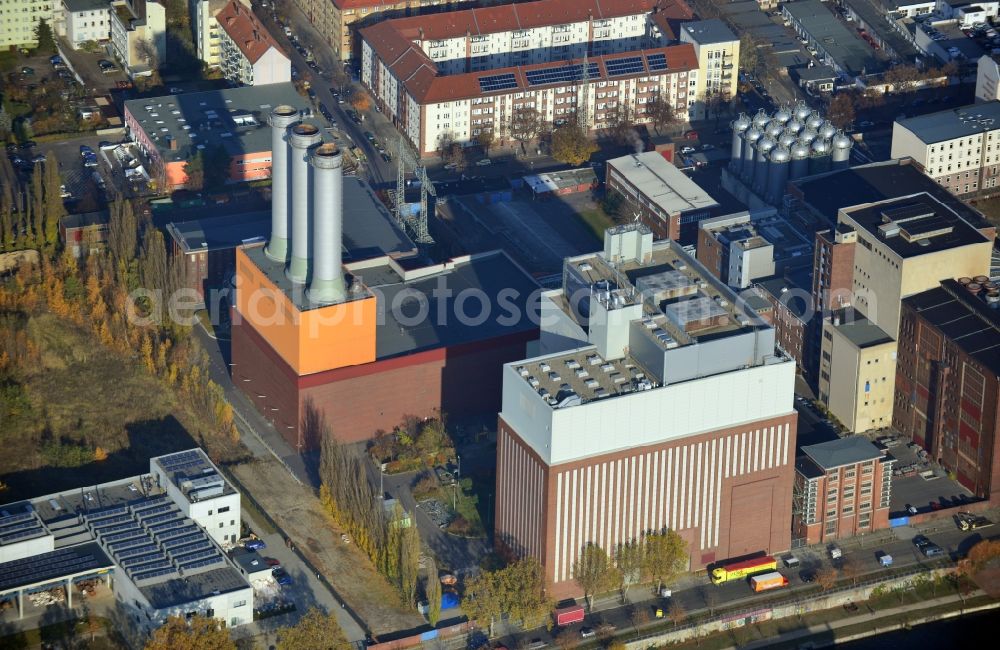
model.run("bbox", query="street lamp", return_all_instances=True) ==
[456,455,461,478]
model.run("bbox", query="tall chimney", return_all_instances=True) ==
[307,143,346,305]
[286,123,322,284]
[265,105,300,263]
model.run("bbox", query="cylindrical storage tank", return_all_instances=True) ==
[819,121,837,141]
[768,146,791,202]
[774,106,792,125]
[743,127,763,183]
[791,143,810,179]
[265,105,300,264]
[307,143,347,305]
[987,289,1000,308]
[983,281,998,292]
[974,275,990,284]
[755,137,776,192]
[731,113,751,174]
[794,103,812,122]
[809,138,832,174]
[766,121,784,139]
[779,130,798,149]
[958,277,973,286]
[798,129,818,146]
[832,132,852,170]
[753,109,771,130]
[786,119,803,135]
[286,123,322,284]
[968,283,983,295]
[806,113,824,132]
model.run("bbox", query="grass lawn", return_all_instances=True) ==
[576,207,616,244]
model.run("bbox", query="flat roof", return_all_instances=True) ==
[140,567,249,610]
[702,211,812,263]
[680,19,738,45]
[795,455,826,479]
[896,101,1000,144]
[607,152,720,215]
[755,268,814,321]
[124,84,310,165]
[167,179,416,260]
[830,309,894,347]
[791,159,994,231]
[62,211,109,230]
[903,279,1000,376]
[843,0,919,59]
[64,0,109,12]
[230,548,270,575]
[0,543,113,593]
[842,192,990,259]
[801,436,884,470]
[523,167,597,193]
[152,449,237,504]
[783,0,882,76]
[795,64,839,81]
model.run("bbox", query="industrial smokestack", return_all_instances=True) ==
[286,123,322,284]
[307,144,347,305]
[265,105,300,263]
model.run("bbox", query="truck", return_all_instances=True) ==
[957,512,993,531]
[878,553,893,567]
[710,556,777,585]
[829,545,843,561]
[553,604,585,627]
[750,572,789,593]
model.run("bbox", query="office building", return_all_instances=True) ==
[678,19,740,121]
[110,0,166,78]
[60,0,112,49]
[781,0,882,79]
[216,0,290,86]
[359,0,702,156]
[606,152,720,242]
[891,101,1000,198]
[895,278,1000,501]
[0,449,253,630]
[123,83,308,190]
[232,108,539,445]
[496,225,798,598]
[793,437,894,545]
[0,0,55,49]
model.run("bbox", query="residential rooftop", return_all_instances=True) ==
[167,179,416,260]
[829,308,894,348]
[607,152,720,215]
[123,83,310,166]
[216,0,285,64]
[841,192,991,259]
[895,100,1000,144]
[800,436,886,471]
[680,18,738,45]
[903,279,1000,376]
[783,0,882,76]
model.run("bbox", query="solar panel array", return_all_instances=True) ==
[135,504,173,520]
[173,548,218,564]
[646,53,667,71]
[168,540,213,557]
[147,519,188,534]
[525,62,600,87]
[178,555,225,571]
[88,505,129,522]
[0,511,44,545]
[116,543,159,559]
[605,56,644,77]
[121,552,163,568]
[131,496,168,512]
[479,73,518,93]
[0,519,42,536]
[0,511,35,527]
[0,548,106,591]
[162,532,205,549]
[1,527,47,544]
[132,566,177,582]
[142,512,182,526]
[103,529,145,544]
[128,559,173,574]
[158,450,201,472]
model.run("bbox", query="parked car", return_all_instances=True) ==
[580,628,595,639]
[264,557,281,567]
[364,131,375,142]
[680,146,696,154]
[272,568,293,585]
[683,130,698,140]
[476,158,492,166]
[912,534,931,549]
[906,504,918,515]
[80,145,94,157]
[20,66,33,76]
[244,538,266,551]
[31,154,46,164]
[922,544,945,558]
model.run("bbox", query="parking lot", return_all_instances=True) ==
[884,437,975,518]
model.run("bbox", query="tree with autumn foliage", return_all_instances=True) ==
[144,615,235,650]
[276,607,351,650]
[350,89,371,113]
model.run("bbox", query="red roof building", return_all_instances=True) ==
[216,0,290,86]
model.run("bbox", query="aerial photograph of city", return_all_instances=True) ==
[1,0,999,647]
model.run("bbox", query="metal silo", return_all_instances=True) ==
[768,146,791,203]
[791,142,810,179]
[832,132,853,170]
[779,130,798,150]
[731,113,751,174]
[785,118,803,135]
[798,129,818,146]
[806,112,825,132]
[743,127,763,184]
[818,121,837,141]
[752,109,771,130]
[766,120,784,139]
[810,138,832,174]
[773,106,792,125]
[755,137,776,192]
[794,102,811,122]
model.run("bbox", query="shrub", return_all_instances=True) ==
[446,515,471,536]
[412,472,438,499]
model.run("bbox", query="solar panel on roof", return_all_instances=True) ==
[178,555,224,571]
[147,519,188,533]
[96,523,141,537]
[160,450,200,470]
[0,511,35,527]
[115,543,159,559]
[172,548,219,564]
[168,540,213,557]
[135,504,173,519]
[128,559,173,574]
[646,53,667,72]
[0,527,46,543]
[87,505,129,521]
[605,56,644,77]
[478,73,517,93]
[157,525,199,541]
[525,62,600,87]
[0,549,107,591]
[161,532,205,549]
[0,519,41,535]
[121,552,165,568]
[132,567,176,582]
[102,529,145,543]
[131,496,168,512]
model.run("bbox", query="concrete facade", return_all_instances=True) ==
[110,0,166,78]
[0,0,55,49]
[679,19,740,121]
[62,0,112,48]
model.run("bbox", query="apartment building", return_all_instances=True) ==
[895,278,1000,501]
[793,437,894,545]
[496,225,798,598]
[0,0,55,49]
[216,0,289,86]
[606,152,719,243]
[359,0,702,155]
[110,0,166,77]
[61,0,112,49]
[294,0,477,62]
[891,101,1000,198]
[192,0,230,69]
[678,19,739,121]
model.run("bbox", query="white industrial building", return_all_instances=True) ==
[0,449,252,630]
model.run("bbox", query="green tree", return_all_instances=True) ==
[573,543,617,610]
[615,540,644,603]
[33,18,56,55]
[275,607,351,650]
[183,152,205,192]
[740,34,763,80]
[108,199,138,265]
[204,145,232,190]
[461,567,502,636]
[461,557,550,634]
[399,523,421,607]
[426,556,442,626]
[143,615,235,650]
[475,127,495,156]
[139,227,168,294]
[643,528,688,594]
[551,123,597,166]
[43,151,64,246]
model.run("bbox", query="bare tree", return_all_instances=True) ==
[509,105,541,155]
[645,91,682,136]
